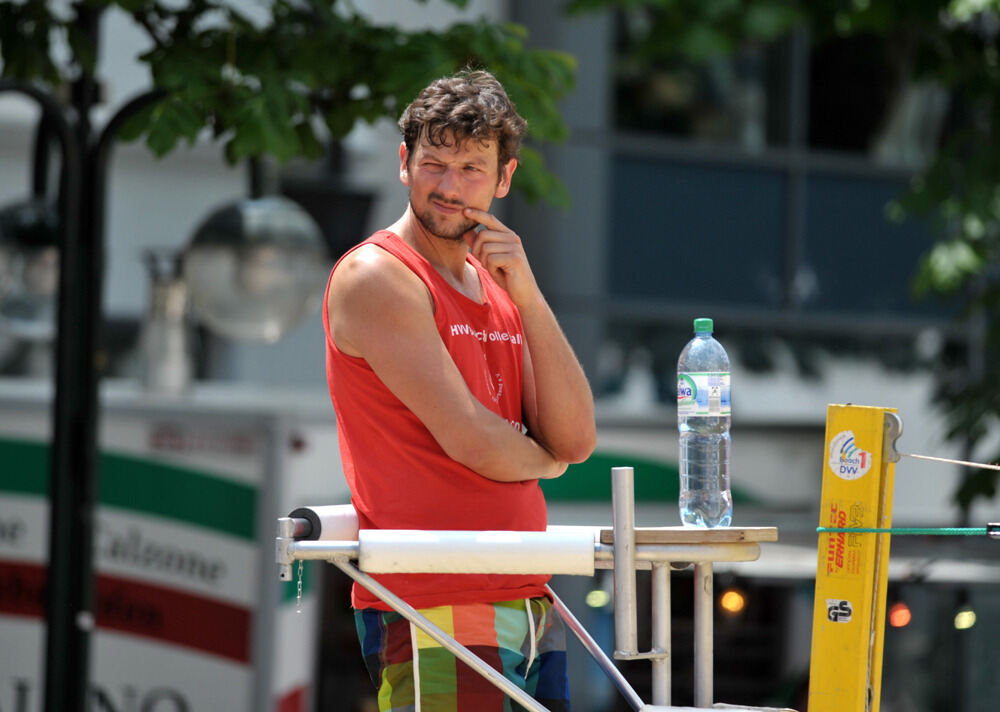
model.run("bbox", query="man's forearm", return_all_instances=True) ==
[518,296,596,463]
[457,208,595,464]
[440,406,569,482]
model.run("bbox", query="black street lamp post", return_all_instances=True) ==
[1,15,166,711]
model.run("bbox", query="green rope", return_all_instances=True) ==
[817,526,987,536]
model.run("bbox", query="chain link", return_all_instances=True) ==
[296,560,304,613]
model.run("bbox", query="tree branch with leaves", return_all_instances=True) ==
[0,0,576,205]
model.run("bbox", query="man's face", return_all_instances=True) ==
[400,133,515,241]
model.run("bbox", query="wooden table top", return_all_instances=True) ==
[599,526,779,545]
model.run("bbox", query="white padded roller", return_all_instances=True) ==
[358,528,598,576]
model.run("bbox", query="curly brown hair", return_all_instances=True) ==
[398,69,527,179]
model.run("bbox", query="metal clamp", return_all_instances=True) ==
[883,411,903,463]
[276,516,315,580]
[276,517,296,581]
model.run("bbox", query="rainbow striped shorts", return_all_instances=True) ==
[355,597,570,712]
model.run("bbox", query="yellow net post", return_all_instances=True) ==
[807,404,899,712]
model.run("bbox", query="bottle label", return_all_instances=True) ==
[677,372,731,416]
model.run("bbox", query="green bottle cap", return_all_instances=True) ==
[693,317,713,334]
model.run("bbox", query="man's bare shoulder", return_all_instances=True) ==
[327,243,433,355]
[331,243,427,301]
[334,243,400,281]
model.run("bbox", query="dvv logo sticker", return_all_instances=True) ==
[829,430,872,480]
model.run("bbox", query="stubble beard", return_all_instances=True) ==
[411,192,477,242]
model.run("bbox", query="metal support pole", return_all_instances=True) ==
[612,466,637,657]
[546,586,646,712]
[650,562,670,706]
[693,562,713,708]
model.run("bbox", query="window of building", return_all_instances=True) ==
[612,9,792,152]
[612,9,951,169]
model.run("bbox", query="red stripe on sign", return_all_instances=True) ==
[0,560,251,663]
[0,560,46,618]
[95,572,252,663]
[276,686,307,712]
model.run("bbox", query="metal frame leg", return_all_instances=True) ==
[693,562,713,707]
[612,466,638,657]
[545,585,646,712]
[650,562,670,706]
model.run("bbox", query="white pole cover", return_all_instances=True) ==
[299,504,360,541]
[358,529,597,576]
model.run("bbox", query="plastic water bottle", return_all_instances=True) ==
[676,317,732,528]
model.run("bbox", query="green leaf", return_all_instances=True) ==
[228,94,268,160]
[258,83,301,161]
[145,115,180,156]
[677,23,735,61]
[743,3,801,40]
[66,22,98,76]
[144,96,203,155]
[116,98,162,143]
[0,2,62,83]
[162,96,203,142]
[293,121,325,160]
[915,241,984,296]
[323,108,358,141]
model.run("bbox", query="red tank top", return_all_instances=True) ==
[324,231,549,610]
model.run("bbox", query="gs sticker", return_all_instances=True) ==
[827,599,853,623]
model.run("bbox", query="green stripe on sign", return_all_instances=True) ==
[100,451,256,540]
[541,451,758,504]
[0,437,48,496]
[0,436,256,540]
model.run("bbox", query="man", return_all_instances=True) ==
[324,68,596,711]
